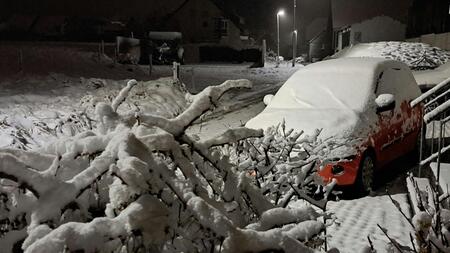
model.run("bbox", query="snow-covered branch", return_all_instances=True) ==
[139,79,252,136]
[25,195,168,253]
[0,78,332,253]
[197,127,263,150]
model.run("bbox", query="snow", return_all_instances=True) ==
[374,94,395,108]
[246,58,377,139]
[430,163,450,193]
[410,76,450,107]
[414,62,450,87]
[0,42,446,253]
[246,206,320,231]
[424,99,450,123]
[406,176,436,215]
[332,41,450,87]
[327,194,413,253]
[333,42,450,70]
[246,58,416,141]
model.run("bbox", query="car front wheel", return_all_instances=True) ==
[357,153,375,193]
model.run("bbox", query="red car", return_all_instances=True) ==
[246,58,423,191]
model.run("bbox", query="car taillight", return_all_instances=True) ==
[331,165,344,175]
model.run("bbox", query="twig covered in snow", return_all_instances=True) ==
[0,78,333,253]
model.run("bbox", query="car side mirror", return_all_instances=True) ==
[263,94,274,106]
[375,94,396,114]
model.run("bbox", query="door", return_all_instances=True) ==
[373,69,406,166]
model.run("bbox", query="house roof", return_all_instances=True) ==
[332,0,410,29]
[306,17,328,40]
[165,0,245,32]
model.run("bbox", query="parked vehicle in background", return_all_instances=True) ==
[148,31,184,64]
[246,58,423,192]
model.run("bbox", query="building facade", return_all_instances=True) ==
[334,16,406,52]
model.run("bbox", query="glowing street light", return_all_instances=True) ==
[277,9,285,67]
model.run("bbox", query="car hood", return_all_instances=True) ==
[246,108,374,157]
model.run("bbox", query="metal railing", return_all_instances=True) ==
[411,77,450,185]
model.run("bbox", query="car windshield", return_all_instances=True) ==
[269,62,376,111]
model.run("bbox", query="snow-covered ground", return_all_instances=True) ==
[146,61,300,93]
[327,194,413,253]
[0,43,448,253]
[0,46,300,150]
[414,62,450,87]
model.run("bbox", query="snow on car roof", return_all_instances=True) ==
[246,58,411,141]
[269,57,400,112]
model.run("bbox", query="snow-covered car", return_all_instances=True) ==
[246,58,423,191]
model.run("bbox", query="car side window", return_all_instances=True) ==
[376,68,406,102]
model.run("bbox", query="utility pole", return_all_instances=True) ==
[292,0,297,67]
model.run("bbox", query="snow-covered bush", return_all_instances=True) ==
[333,42,450,70]
[0,79,335,253]
[224,121,334,207]
[0,112,94,150]
[408,176,450,253]
[384,176,450,253]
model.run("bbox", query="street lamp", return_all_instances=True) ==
[292,29,298,67]
[277,9,285,67]
[292,0,297,67]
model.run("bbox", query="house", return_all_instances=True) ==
[304,0,333,61]
[159,0,254,62]
[1,0,255,63]
[333,16,406,52]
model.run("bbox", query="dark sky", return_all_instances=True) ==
[224,0,411,48]
[2,0,412,26]
[1,0,412,50]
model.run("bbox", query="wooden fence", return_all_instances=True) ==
[406,32,450,50]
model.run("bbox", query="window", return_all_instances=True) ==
[214,18,228,37]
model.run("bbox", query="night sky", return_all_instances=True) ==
[1,0,412,28]
[1,0,412,52]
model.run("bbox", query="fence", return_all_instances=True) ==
[411,77,450,190]
[406,32,450,50]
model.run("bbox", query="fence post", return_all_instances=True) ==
[114,47,118,65]
[101,40,105,55]
[191,67,195,92]
[436,116,444,189]
[173,62,180,82]
[149,54,153,76]
[418,106,425,177]
[262,39,266,67]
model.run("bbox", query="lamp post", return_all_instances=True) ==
[292,30,298,67]
[292,0,297,67]
[277,10,285,67]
